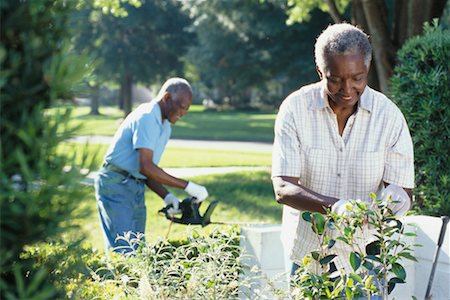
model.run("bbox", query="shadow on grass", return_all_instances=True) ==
[76,113,123,121]
[195,170,280,223]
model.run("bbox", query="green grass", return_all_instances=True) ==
[58,142,272,168]
[49,105,276,142]
[78,170,279,250]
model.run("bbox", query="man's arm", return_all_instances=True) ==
[272,176,339,214]
[145,178,169,199]
[139,148,187,189]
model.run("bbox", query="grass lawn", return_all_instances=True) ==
[50,105,276,142]
[58,142,272,168]
[77,170,279,250]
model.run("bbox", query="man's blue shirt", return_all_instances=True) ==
[104,100,171,179]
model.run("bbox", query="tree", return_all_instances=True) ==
[1,0,92,297]
[73,0,193,116]
[286,0,448,93]
[184,0,332,108]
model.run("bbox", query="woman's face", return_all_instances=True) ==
[318,52,369,110]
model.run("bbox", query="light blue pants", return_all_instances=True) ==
[94,168,146,252]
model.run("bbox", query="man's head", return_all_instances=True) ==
[314,23,372,109]
[158,77,193,124]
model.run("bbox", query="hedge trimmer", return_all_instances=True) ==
[159,197,262,237]
[159,197,219,227]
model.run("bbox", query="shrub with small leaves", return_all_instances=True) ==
[291,193,417,300]
[27,229,251,299]
[390,19,450,216]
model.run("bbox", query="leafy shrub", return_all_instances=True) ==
[291,194,417,299]
[0,1,93,298]
[25,229,252,299]
[390,20,450,216]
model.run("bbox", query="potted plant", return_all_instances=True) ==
[291,193,417,299]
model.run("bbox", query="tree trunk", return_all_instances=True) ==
[325,0,344,23]
[122,72,133,117]
[393,0,409,47]
[361,0,396,93]
[118,79,124,110]
[89,84,100,115]
[351,0,380,91]
[395,0,447,46]
[327,0,448,94]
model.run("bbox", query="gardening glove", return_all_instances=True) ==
[331,199,356,217]
[184,181,208,203]
[380,184,411,217]
[163,193,182,218]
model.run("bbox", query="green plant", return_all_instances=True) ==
[390,20,450,216]
[291,194,417,299]
[0,0,95,298]
[26,229,251,299]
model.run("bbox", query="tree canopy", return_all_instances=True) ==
[286,0,448,92]
[184,0,332,108]
[73,0,193,115]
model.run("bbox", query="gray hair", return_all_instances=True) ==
[157,77,192,99]
[314,23,372,72]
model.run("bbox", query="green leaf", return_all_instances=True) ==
[349,252,361,271]
[366,241,380,255]
[311,251,320,261]
[388,277,405,294]
[364,275,375,289]
[391,263,406,280]
[365,255,381,263]
[327,239,336,249]
[362,260,374,270]
[349,273,363,284]
[398,252,418,262]
[345,286,353,299]
[312,212,326,235]
[404,232,416,237]
[319,254,337,266]
[302,211,312,222]
[344,226,354,237]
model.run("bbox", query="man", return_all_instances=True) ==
[95,77,208,251]
[271,24,414,276]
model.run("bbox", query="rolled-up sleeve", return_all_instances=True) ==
[383,113,415,188]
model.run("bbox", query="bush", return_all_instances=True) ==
[390,20,450,217]
[0,1,93,298]
[291,194,417,299]
[25,229,250,299]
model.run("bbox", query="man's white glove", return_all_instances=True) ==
[163,193,182,217]
[380,184,411,217]
[331,199,356,217]
[184,181,208,203]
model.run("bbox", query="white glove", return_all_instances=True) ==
[163,193,182,217]
[331,199,355,217]
[184,181,208,203]
[380,184,411,217]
